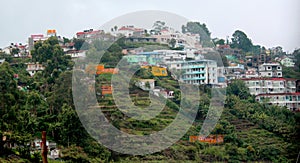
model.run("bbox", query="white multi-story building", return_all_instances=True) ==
[255,93,300,111]
[280,57,295,67]
[167,60,219,85]
[242,78,297,96]
[242,77,300,111]
[152,29,200,48]
[258,63,282,77]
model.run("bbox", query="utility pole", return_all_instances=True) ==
[41,131,48,163]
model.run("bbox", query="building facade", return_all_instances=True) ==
[26,62,45,76]
[258,63,282,77]
[255,93,300,111]
[242,78,297,96]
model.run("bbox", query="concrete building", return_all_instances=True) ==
[116,26,145,37]
[65,50,86,58]
[245,68,259,78]
[76,29,104,39]
[26,62,45,76]
[258,63,282,77]
[28,34,48,51]
[152,29,200,48]
[242,78,297,96]
[167,59,218,85]
[280,57,295,67]
[255,93,300,111]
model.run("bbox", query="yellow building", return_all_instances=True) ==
[141,66,168,76]
[151,66,167,76]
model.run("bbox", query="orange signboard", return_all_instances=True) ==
[189,135,224,144]
[47,29,56,34]
[85,64,118,75]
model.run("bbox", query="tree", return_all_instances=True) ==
[293,48,300,71]
[182,22,212,47]
[222,55,229,67]
[151,21,167,34]
[0,62,35,158]
[73,38,86,50]
[230,30,253,52]
[31,37,73,80]
[227,80,250,99]
[213,38,225,46]
[63,37,70,45]
[11,48,20,55]
[169,38,176,48]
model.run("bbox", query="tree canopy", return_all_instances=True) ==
[230,30,253,52]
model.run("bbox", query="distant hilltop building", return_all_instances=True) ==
[28,29,57,51]
[116,25,145,37]
[76,29,104,39]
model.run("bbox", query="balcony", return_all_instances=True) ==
[182,65,205,69]
[182,76,206,80]
[184,71,205,75]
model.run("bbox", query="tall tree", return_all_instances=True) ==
[0,62,34,157]
[293,48,300,71]
[230,30,253,52]
[151,21,167,34]
[182,22,212,47]
[227,80,251,99]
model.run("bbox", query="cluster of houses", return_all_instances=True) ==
[1,24,299,111]
[214,44,299,111]
[240,63,300,111]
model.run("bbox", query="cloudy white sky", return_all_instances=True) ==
[0,0,299,52]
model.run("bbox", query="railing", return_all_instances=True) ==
[182,77,206,80]
[182,65,205,69]
[184,71,205,75]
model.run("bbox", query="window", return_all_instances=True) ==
[267,66,271,70]
[268,73,271,76]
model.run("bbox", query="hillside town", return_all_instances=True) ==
[1,19,300,162]
[1,23,299,112]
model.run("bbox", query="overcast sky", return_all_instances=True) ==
[1,0,299,52]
